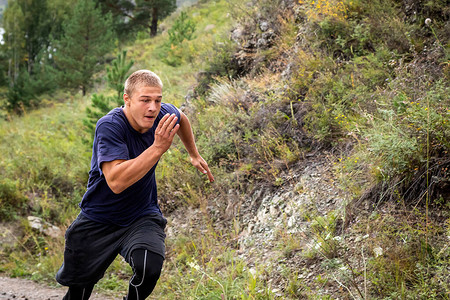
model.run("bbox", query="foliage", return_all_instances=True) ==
[17,0,52,73]
[83,50,134,141]
[4,53,59,113]
[152,223,274,299]
[300,0,348,22]
[4,71,38,113]
[362,209,450,298]
[135,0,177,37]
[83,94,124,140]
[157,11,197,66]
[2,0,52,76]
[2,0,26,82]
[168,11,196,45]
[106,50,134,99]
[0,178,27,220]
[0,97,91,224]
[96,0,177,38]
[1,0,69,113]
[55,0,115,95]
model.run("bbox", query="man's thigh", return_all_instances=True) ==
[120,214,167,263]
[56,214,122,287]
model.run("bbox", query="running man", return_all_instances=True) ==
[56,70,214,299]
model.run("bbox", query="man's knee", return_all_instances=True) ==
[130,249,164,286]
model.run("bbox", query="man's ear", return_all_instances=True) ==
[123,93,130,107]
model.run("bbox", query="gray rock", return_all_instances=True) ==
[27,216,61,238]
[259,21,269,32]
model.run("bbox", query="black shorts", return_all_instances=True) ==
[55,213,167,287]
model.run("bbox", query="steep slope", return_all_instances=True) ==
[154,0,449,298]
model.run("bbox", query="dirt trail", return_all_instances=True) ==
[0,277,117,300]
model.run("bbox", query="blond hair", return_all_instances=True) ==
[124,70,163,97]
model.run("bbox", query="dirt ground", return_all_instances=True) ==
[0,277,117,300]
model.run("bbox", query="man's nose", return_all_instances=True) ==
[148,101,157,111]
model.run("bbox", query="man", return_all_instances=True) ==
[56,70,214,300]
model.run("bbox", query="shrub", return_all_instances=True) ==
[5,71,39,114]
[0,178,27,220]
[158,12,197,67]
[83,94,123,140]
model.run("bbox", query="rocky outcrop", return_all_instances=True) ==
[27,216,61,238]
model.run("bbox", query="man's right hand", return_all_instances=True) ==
[152,113,180,155]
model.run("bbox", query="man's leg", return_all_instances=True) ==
[126,249,164,300]
[62,285,95,300]
[56,214,124,299]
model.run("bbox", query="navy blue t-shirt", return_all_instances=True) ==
[79,103,180,227]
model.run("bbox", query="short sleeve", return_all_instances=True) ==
[155,103,181,127]
[96,122,130,174]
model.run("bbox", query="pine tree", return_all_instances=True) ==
[55,0,114,95]
[83,93,122,137]
[136,0,176,37]
[18,0,52,74]
[96,0,176,38]
[83,50,133,142]
[106,50,134,99]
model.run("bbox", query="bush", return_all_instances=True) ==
[0,178,27,220]
[5,71,39,114]
[158,12,197,67]
[83,94,123,140]
[4,61,59,114]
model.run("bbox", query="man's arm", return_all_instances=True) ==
[102,113,179,194]
[177,110,214,183]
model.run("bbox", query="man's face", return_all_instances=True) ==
[123,85,162,133]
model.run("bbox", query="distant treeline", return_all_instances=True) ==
[0,0,176,113]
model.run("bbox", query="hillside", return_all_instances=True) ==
[0,0,449,299]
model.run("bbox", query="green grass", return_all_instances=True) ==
[0,95,91,223]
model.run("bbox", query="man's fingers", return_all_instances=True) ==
[169,124,180,138]
[197,161,214,183]
[206,169,214,182]
[168,115,178,132]
[162,114,178,134]
[156,113,170,131]
[157,114,178,136]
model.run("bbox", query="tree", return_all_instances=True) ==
[2,0,59,113]
[55,0,114,95]
[83,93,123,139]
[96,0,176,38]
[2,0,26,84]
[168,11,196,46]
[136,0,176,37]
[95,0,136,42]
[84,50,133,141]
[18,0,52,74]
[46,0,75,41]
[106,50,134,99]
[3,0,53,76]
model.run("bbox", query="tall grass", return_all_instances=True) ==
[0,96,91,223]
